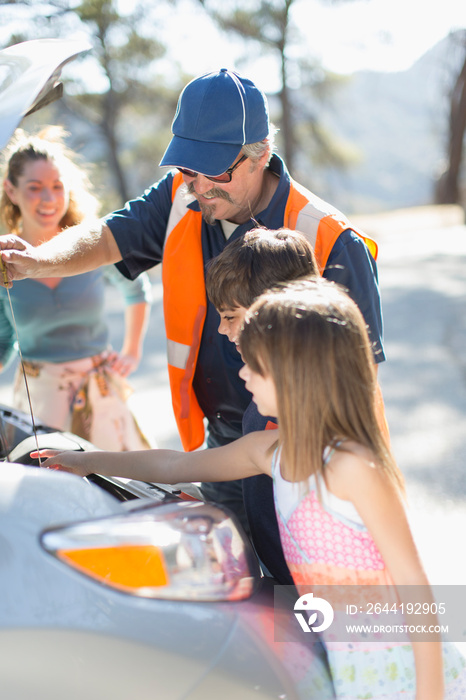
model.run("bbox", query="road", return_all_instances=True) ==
[1,205,465,587]
[356,206,466,586]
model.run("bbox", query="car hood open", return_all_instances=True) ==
[0,37,91,150]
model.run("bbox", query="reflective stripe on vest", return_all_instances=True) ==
[165,175,198,371]
[163,173,206,451]
[284,178,378,270]
[163,174,377,452]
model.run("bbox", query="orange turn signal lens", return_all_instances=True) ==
[57,545,169,591]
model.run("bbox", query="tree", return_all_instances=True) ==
[1,0,178,206]
[435,30,466,206]
[195,0,357,186]
[74,1,166,202]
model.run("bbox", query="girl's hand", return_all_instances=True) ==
[31,449,93,477]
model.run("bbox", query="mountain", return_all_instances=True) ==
[311,30,465,215]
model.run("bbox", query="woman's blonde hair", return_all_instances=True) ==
[240,278,404,493]
[1,125,99,234]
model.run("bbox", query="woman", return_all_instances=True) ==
[0,126,152,451]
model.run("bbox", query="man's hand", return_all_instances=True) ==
[0,235,39,285]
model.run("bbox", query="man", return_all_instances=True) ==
[0,68,384,530]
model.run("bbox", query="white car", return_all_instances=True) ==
[0,40,334,700]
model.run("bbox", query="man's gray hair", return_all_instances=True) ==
[242,125,277,165]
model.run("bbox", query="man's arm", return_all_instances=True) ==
[0,220,121,284]
[324,229,385,363]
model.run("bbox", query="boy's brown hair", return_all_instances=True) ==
[206,228,319,310]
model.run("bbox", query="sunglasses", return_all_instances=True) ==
[177,154,248,184]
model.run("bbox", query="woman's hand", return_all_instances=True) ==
[31,449,94,477]
[105,349,139,377]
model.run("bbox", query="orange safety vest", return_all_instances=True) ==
[163,172,377,452]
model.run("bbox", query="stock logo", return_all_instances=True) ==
[294,592,334,633]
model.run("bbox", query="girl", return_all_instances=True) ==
[1,127,152,450]
[37,278,466,697]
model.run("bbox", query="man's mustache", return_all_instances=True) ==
[186,182,234,204]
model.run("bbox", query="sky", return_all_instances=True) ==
[293,0,465,75]
[156,0,465,93]
[1,0,464,95]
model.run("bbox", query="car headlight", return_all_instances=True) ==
[41,500,260,601]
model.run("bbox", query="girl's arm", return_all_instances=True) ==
[36,429,275,484]
[328,450,444,700]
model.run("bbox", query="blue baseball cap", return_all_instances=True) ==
[159,68,269,177]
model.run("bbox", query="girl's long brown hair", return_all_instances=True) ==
[240,278,404,494]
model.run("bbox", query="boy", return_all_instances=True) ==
[205,227,319,584]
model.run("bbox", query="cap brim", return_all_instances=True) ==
[159,135,243,177]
